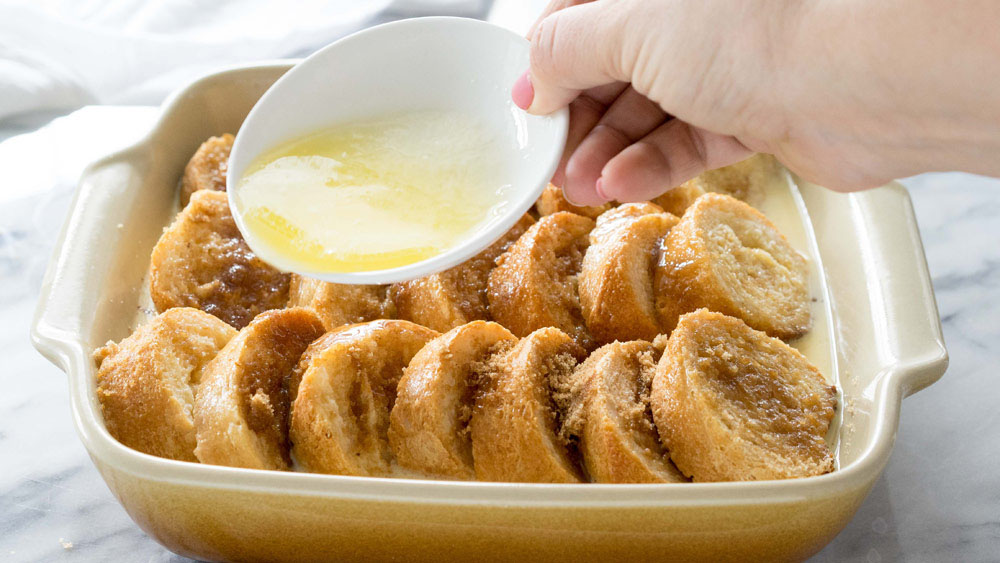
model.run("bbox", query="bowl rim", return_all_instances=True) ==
[227,16,569,285]
[30,61,949,508]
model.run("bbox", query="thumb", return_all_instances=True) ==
[518,1,633,115]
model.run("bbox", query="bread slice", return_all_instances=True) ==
[288,275,391,331]
[651,310,836,481]
[579,203,678,344]
[534,182,611,219]
[654,193,810,339]
[689,154,778,207]
[389,321,517,479]
[194,307,325,470]
[180,134,233,206]
[652,180,705,217]
[470,327,586,482]
[149,190,290,329]
[94,308,236,461]
[570,340,686,483]
[290,320,438,476]
[391,214,534,332]
[487,212,596,350]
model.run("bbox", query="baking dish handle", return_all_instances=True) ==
[31,179,93,373]
[862,183,949,397]
[30,150,144,374]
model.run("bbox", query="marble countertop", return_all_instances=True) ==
[1,107,999,561]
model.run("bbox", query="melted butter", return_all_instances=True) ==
[234,111,512,273]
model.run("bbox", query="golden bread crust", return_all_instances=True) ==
[654,193,810,339]
[94,308,236,461]
[651,310,836,481]
[389,321,517,479]
[287,274,391,331]
[149,190,290,329]
[470,327,586,482]
[652,180,705,217]
[193,308,325,470]
[487,212,596,350]
[594,202,663,223]
[579,203,679,344]
[689,154,778,207]
[652,154,779,215]
[535,183,611,219]
[180,134,233,207]
[569,341,686,483]
[391,214,534,332]
[290,320,439,476]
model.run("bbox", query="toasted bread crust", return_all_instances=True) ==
[149,190,290,329]
[652,154,779,215]
[654,193,810,339]
[391,215,534,332]
[579,204,678,344]
[95,308,236,461]
[193,308,325,470]
[288,275,391,331]
[652,180,705,217]
[688,154,778,207]
[570,340,687,483]
[290,320,439,476]
[180,134,233,206]
[593,202,663,223]
[487,212,596,350]
[535,183,611,219]
[471,327,586,483]
[651,310,836,481]
[389,321,517,479]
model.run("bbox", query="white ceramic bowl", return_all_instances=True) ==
[228,17,568,284]
[31,63,948,562]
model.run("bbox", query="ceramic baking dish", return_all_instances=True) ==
[32,62,948,563]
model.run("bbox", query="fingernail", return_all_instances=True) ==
[563,189,583,206]
[595,177,610,201]
[512,71,534,110]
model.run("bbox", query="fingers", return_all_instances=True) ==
[562,87,668,205]
[524,1,632,115]
[599,120,753,202]
[551,82,629,188]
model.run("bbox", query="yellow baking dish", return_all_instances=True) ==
[31,62,947,562]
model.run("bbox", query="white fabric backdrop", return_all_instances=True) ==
[0,0,543,204]
[0,0,507,122]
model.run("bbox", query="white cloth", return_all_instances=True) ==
[487,0,546,35]
[0,0,503,122]
[0,106,157,203]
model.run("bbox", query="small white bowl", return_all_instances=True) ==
[228,17,568,284]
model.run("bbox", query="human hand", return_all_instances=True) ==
[516,0,1000,205]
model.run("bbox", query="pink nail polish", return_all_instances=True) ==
[512,71,534,110]
[595,177,609,201]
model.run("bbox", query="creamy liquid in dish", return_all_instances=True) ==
[233,111,514,273]
[753,170,842,462]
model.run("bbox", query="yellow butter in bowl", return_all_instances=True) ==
[233,111,513,274]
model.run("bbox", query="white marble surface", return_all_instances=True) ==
[1,110,998,561]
